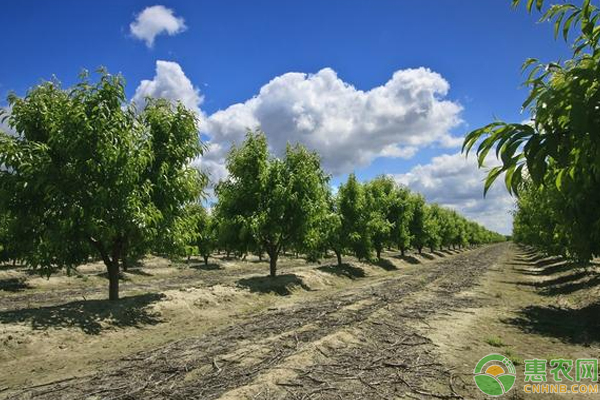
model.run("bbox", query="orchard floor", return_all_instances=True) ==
[1,243,600,399]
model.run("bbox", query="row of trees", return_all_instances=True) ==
[188,131,505,277]
[464,0,600,262]
[0,72,502,301]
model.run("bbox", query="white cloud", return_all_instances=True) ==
[130,5,186,48]
[130,63,512,232]
[132,60,203,115]
[380,145,418,159]
[199,67,463,184]
[392,152,515,235]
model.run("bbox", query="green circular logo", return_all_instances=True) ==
[473,354,517,396]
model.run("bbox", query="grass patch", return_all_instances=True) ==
[484,335,505,347]
[504,348,523,366]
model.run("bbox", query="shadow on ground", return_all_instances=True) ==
[374,259,398,271]
[506,301,600,345]
[190,263,222,272]
[0,264,24,272]
[318,263,366,279]
[237,274,311,296]
[510,260,575,276]
[0,277,31,292]
[0,293,164,335]
[125,268,154,277]
[538,274,600,296]
[513,254,600,296]
[394,255,421,265]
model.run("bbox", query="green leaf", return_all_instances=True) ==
[563,10,581,41]
[484,166,503,196]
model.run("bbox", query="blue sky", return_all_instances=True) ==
[0,1,572,233]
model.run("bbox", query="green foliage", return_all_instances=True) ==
[364,176,396,260]
[187,203,217,265]
[409,194,427,254]
[390,186,413,255]
[0,70,205,299]
[215,130,329,276]
[337,174,371,261]
[325,175,501,262]
[463,0,600,261]
[424,204,443,252]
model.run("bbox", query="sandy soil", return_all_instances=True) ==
[2,244,598,399]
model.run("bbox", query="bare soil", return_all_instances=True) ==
[1,244,599,399]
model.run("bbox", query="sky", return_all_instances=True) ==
[0,1,573,234]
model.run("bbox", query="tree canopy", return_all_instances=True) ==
[463,0,600,261]
[0,70,205,300]
[215,130,330,277]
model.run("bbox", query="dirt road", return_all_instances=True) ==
[4,244,510,400]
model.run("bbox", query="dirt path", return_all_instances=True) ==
[5,244,508,400]
[421,245,600,400]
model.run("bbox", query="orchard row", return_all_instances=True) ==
[192,131,505,278]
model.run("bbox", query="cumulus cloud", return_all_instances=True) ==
[199,67,463,183]
[132,60,203,115]
[130,5,186,48]
[392,152,515,235]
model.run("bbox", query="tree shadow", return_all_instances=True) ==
[528,258,566,269]
[518,253,550,263]
[248,259,268,264]
[420,253,435,260]
[432,251,446,258]
[394,255,421,265]
[97,272,130,281]
[373,259,398,271]
[318,264,366,279]
[125,268,154,277]
[237,274,311,296]
[539,274,600,296]
[441,250,457,255]
[505,302,600,344]
[511,257,583,277]
[537,271,588,288]
[0,277,31,292]
[0,293,164,335]
[537,261,582,276]
[0,264,23,272]
[190,263,222,271]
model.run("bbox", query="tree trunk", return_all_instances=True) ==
[430,246,434,253]
[89,236,122,301]
[268,248,278,277]
[418,247,422,255]
[121,242,129,271]
[376,248,382,261]
[401,247,406,257]
[107,261,120,301]
[335,249,342,266]
[203,254,209,266]
[258,252,263,261]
